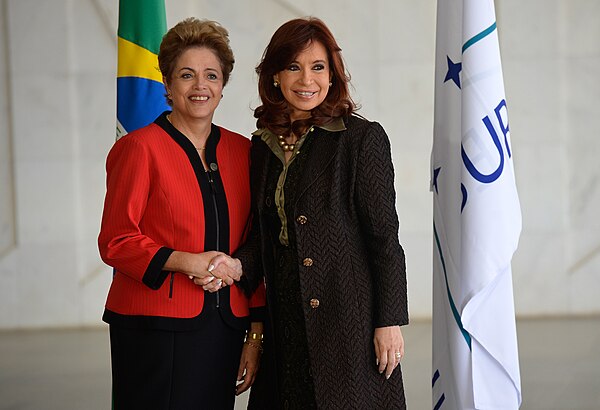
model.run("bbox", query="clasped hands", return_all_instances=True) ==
[187,251,242,292]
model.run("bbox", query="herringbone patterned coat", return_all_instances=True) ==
[237,115,408,409]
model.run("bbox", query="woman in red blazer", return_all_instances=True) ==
[98,18,264,410]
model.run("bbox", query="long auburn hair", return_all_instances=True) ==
[254,17,357,136]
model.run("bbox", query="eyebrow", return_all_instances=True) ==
[177,67,220,73]
[290,59,327,65]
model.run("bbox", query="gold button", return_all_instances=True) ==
[302,258,313,267]
[296,215,308,225]
[310,298,320,309]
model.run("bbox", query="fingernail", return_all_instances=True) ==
[386,374,391,380]
[188,275,193,280]
[206,276,215,283]
[376,359,379,366]
[208,264,215,271]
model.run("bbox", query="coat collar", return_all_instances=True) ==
[253,116,348,208]
[294,124,342,201]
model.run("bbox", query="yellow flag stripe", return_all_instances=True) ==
[117,37,163,82]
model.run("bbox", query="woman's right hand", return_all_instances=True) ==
[185,251,223,285]
[163,250,222,285]
[196,254,243,292]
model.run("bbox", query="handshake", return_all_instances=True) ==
[186,251,243,293]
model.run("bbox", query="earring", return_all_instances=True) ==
[329,82,332,86]
[273,80,280,88]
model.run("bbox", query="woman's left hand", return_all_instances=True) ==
[373,325,405,379]
[235,328,263,395]
[235,343,261,395]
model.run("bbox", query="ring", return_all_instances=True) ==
[395,352,402,359]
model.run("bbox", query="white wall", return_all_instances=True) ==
[0,0,598,329]
[498,0,600,315]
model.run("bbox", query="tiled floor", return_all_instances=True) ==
[1,317,599,409]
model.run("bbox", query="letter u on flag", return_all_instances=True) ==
[431,0,522,409]
[117,0,169,138]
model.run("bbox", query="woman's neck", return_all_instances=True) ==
[289,111,311,125]
[169,112,212,149]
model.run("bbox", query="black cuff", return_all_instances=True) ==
[142,247,175,290]
[249,306,266,323]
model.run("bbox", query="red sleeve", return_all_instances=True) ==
[98,135,173,289]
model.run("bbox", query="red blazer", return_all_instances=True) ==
[99,113,264,329]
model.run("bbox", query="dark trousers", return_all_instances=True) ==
[109,308,244,410]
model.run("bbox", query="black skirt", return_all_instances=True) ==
[109,292,245,410]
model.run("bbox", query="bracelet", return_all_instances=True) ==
[244,331,264,343]
[244,341,264,352]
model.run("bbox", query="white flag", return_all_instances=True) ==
[431,0,522,409]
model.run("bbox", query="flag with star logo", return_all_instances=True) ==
[431,0,522,408]
[117,0,169,138]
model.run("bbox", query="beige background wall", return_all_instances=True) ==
[0,0,599,329]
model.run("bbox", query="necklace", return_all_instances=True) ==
[278,134,297,152]
[166,114,206,151]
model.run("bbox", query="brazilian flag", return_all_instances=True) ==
[117,0,169,137]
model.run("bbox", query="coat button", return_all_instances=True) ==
[302,258,313,267]
[296,215,308,225]
[310,298,320,309]
[209,162,218,171]
[265,196,272,207]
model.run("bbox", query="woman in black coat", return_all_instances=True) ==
[208,17,408,409]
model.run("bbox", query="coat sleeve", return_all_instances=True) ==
[247,279,267,322]
[235,214,264,297]
[98,135,173,290]
[355,121,408,327]
[234,136,267,298]
[235,205,267,322]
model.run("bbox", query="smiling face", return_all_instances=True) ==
[165,47,224,124]
[274,40,331,123]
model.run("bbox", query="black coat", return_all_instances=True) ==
[237,115,408,409]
